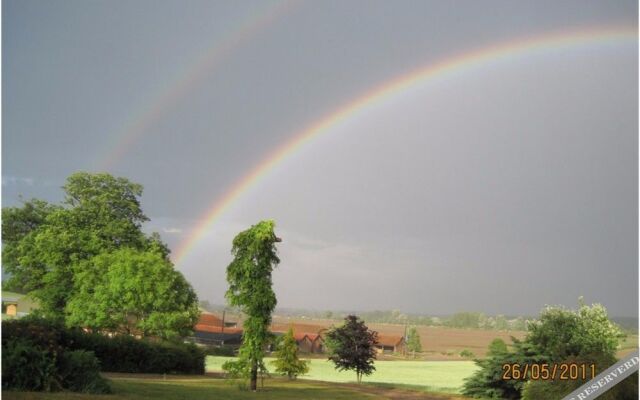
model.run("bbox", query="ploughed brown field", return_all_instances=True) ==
[270,317,526,359]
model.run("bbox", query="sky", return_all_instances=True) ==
[2,0,638,317]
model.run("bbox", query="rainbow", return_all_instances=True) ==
[96,0,298,171]
[174,25,637,264]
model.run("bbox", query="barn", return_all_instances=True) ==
[375,335,406,354]
[271,329,327,353]
[192,311,241,346]
[293,332,314,353]
[193,325,243,346]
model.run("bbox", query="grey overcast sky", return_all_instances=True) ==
[3,0,638,317]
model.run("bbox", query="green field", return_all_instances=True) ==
[207,356,478,393]
[2,377,381,400]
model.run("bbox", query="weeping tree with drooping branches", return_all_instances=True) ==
[222,220,281,391]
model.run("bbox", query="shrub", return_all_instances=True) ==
[3,317,205,378]
[522,353,638,400]
[1,334,110,394]
[462,338,545,399]
[75,333,205,374]
[58,350,111,394]
[459,349,475,358]
[204,345,236,357]
[2,337,58,391]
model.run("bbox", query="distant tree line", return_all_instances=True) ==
[270,308,532,331]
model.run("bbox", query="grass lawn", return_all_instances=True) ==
[2,376,382,400]
[207,356,478,393]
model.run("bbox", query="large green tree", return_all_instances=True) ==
[222,220,281,391]
[1,172,198,338]
[66,248,199,339]
[326,315,378,383]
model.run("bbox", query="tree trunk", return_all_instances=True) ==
[250,362,258,391]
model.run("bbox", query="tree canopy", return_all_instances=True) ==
[1,172,199,339]
[326,315,378,383]
[222,220,281,391]
[66,248,199,339]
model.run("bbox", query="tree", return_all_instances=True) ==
[222,220,281,391]
[2,199,61,293]
[463,300,629,399]
[526,301,623,361]
[406,326,422,357]
[462,337,543,399]
[495,314,508,330]
[66,248,199,340]
[447,312,482,328]
[487,338,508,356]
[1,172,199,338]
[326,315,378,383]
[271,328,309,379]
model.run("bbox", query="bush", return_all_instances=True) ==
[460,349,475,358]
[522,353,638,400]
[462,338,545,399]
[58,350,111,394]
[1,335,109,394]
[204,345,236,357]
[71,332,205,374]
[3,317,205,378]
[2,337,58,391]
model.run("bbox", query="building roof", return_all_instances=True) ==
[270,330,323,342]
[376,335,404,347]
[306,333,320,341]
[293,332,311,342]
[2,291,24,303]
[194,324,243,334]
[198,313,224,327]
[194,330,243,344]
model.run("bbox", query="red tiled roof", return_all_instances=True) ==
[194,324,242,334]
[198,313,224,327]
[271,330,323,342]
[293,332,310,342]
[377,335,404,347]
[306,333,320,341]
[271,322,326,334]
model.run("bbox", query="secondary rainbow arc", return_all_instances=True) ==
[96,0,298,171]
[174,25,637,264]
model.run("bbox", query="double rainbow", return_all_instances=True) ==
[169,25,637,264]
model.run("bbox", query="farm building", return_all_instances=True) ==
[375,335,406,354]
[293,332,314,353]
[198,310,238,328]
[308,333,326,353]
[192,311,241,346]
[193,325,243,346]
[271,329,326,353]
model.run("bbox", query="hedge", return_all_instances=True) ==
[3,318,205,377]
